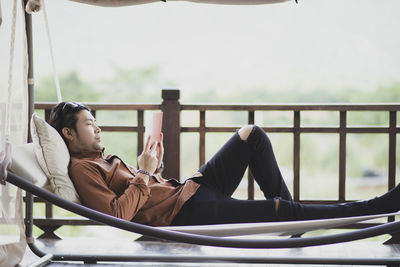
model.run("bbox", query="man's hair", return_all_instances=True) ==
[49,102,90,144]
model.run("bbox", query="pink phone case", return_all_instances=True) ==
[151,112,163,143]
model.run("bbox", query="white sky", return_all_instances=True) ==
[1,0,400,96]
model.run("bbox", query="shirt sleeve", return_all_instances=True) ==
[69,161,150,221]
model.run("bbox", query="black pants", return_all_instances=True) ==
[171,126,400,226]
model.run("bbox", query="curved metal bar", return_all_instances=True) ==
[67,0,290,8]
[26,253,53,267]
[28,254,400,265]
[6,172,400,249]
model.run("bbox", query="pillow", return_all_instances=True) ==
[30,114,81,203]
[9,143,48,188]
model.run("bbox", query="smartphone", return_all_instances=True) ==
[150,111,163,143]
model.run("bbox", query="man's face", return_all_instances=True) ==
[66,110,103,153]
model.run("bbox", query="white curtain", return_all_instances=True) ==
[0,0,29,266]
[0,188,26,267]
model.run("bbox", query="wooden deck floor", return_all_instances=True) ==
[19,235,400,267]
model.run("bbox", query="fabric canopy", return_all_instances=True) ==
[65,0,291,8]
[26,0,291,14]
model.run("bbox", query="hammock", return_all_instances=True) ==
[6,168,400,265]
[8,142,400,238]
[10,166,400,244]
[5,135,400,265]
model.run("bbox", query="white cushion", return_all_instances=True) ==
[9,143,48,188]
[30,114,80,203]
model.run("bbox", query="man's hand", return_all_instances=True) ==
[137,135,159,175]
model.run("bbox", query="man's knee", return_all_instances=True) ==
[238,125,254,140]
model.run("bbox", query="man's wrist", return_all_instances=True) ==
[137,169,153,177]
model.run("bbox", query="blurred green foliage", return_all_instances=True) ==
[182,83,400,104]
[35,65,175,103]
[35,71,100,102]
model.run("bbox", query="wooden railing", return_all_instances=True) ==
[181,102,399,203]
[32,89,400,238]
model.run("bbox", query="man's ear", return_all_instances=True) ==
[62,127,74,141]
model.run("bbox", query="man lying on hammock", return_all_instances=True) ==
[49,101,400,227]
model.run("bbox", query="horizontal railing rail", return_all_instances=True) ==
[31,89,399,239]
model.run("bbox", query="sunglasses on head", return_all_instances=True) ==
[61,102,79,112]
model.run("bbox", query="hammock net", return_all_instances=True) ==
[0,0,29,266]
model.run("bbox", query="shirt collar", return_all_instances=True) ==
[70,148,105,159]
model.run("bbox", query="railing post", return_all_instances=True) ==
[199,110,206,167]
[293,111,300,202]
[161,89,181,179]
[339,111,347,202]
[248,111,255,200]
[388,111,397,191]
[388,111,397,223]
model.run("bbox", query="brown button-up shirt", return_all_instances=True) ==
[69,151,200,226]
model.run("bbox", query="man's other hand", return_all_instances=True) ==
[138,135,159,175]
